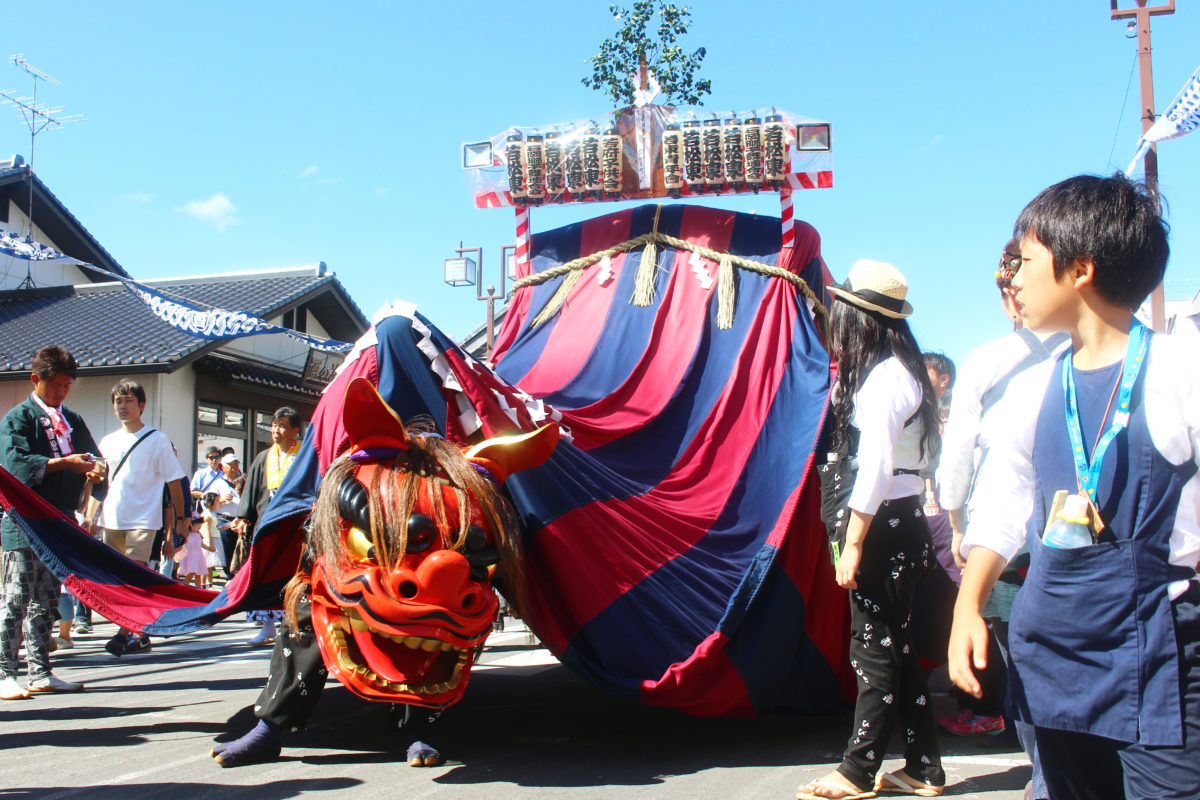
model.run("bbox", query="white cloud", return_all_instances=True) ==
[299,165,319,179]
[178,192,239,230]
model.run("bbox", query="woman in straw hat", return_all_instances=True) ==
[799,260,945,799]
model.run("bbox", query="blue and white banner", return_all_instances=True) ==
[0,229,85,263]
[1126,65,1200,176]
[0,227,352,352]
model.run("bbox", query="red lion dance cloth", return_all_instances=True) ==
[0,204,856,717]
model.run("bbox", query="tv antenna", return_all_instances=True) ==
[0,54,85,288]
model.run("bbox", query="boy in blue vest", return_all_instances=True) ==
[948,173,1199,799]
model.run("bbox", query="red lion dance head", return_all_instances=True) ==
[302,377,558,708]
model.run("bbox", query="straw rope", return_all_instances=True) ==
[513,218,829,331]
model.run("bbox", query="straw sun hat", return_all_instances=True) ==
[826,259,913,319]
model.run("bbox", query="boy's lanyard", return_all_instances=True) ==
[1062,321,1148,505]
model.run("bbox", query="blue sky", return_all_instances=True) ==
[4,1,1198,367]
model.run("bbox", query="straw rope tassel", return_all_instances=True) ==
[529,269,583,328]
[632,204,664,307]
[716,252,737,329]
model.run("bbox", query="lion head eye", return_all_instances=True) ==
[346,526,375,561]
[406,513,438,553]
[337,476,371,532]
[465,525,488,551]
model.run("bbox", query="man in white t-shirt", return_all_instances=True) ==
[85,379,187,657]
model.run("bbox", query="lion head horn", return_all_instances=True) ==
[464,425,559,484]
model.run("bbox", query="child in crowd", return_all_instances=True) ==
[201,491,225,588]
[949,173,1200,799]
[176,507,215,588]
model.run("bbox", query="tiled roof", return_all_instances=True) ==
[0,267,366,375]
[195,354,323,398]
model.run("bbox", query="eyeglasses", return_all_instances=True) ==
[207,454,220,460]
[996,252,1027,287]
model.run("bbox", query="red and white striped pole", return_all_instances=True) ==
[779,185,795,250]
[514,205,532,279]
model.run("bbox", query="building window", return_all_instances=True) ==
[282,306,307,333]
[198,404,219,425]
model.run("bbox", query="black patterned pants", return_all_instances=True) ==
[255,594,328,730]
[837,496,945,790]
[0,548,59,682]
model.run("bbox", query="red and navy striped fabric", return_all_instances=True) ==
[0,203,854,716]
[491,205,850,715]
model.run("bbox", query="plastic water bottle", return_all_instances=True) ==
[1042,494,1093,549]
[923,479,941,517]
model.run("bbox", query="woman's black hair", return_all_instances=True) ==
[828,299,940,462]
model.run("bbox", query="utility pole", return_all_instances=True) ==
[1110,0,1174,331]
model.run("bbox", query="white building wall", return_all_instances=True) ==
[1,373,192,478]
[1,201,93,290]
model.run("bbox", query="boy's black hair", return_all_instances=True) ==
[923,351,956,389]
[1014,172,1169,311]
[111,378,146,405]
[31,345,78,381]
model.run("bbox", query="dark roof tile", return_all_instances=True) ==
[0,268,365,375]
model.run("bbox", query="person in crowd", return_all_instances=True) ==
[918,351,957,580]
[53,588,87,650]
[200,491,226,585]
[799,260,945,799]
[85,379,188,657]
[60,477,100,640]
[0,345,101,698]
[221,447,246,493]
[1170,308,1200,345]
[935,241,1069,800]
[233,407,302,645]
[219,454,242,501]
[175,503,215,588]
[201,453,243,577]
[153,445,193,578]
[922,351,955,424]
[950,173,1200,799]
[191,447,224,500]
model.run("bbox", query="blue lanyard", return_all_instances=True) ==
[1062,322,1149,503]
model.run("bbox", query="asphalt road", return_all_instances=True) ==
[1,617,1032,799]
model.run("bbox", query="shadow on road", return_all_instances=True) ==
[0,777,362,800]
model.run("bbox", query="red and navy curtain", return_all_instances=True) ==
[0,203,855,716]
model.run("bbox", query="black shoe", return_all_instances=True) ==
[124,635,152,655]
[979,725,1021,748]
[105,634,127,657]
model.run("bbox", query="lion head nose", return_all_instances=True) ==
[395,550,482,611]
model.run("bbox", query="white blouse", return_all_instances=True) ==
[847,356,930,516]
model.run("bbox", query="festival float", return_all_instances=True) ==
[0,61,874,769]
